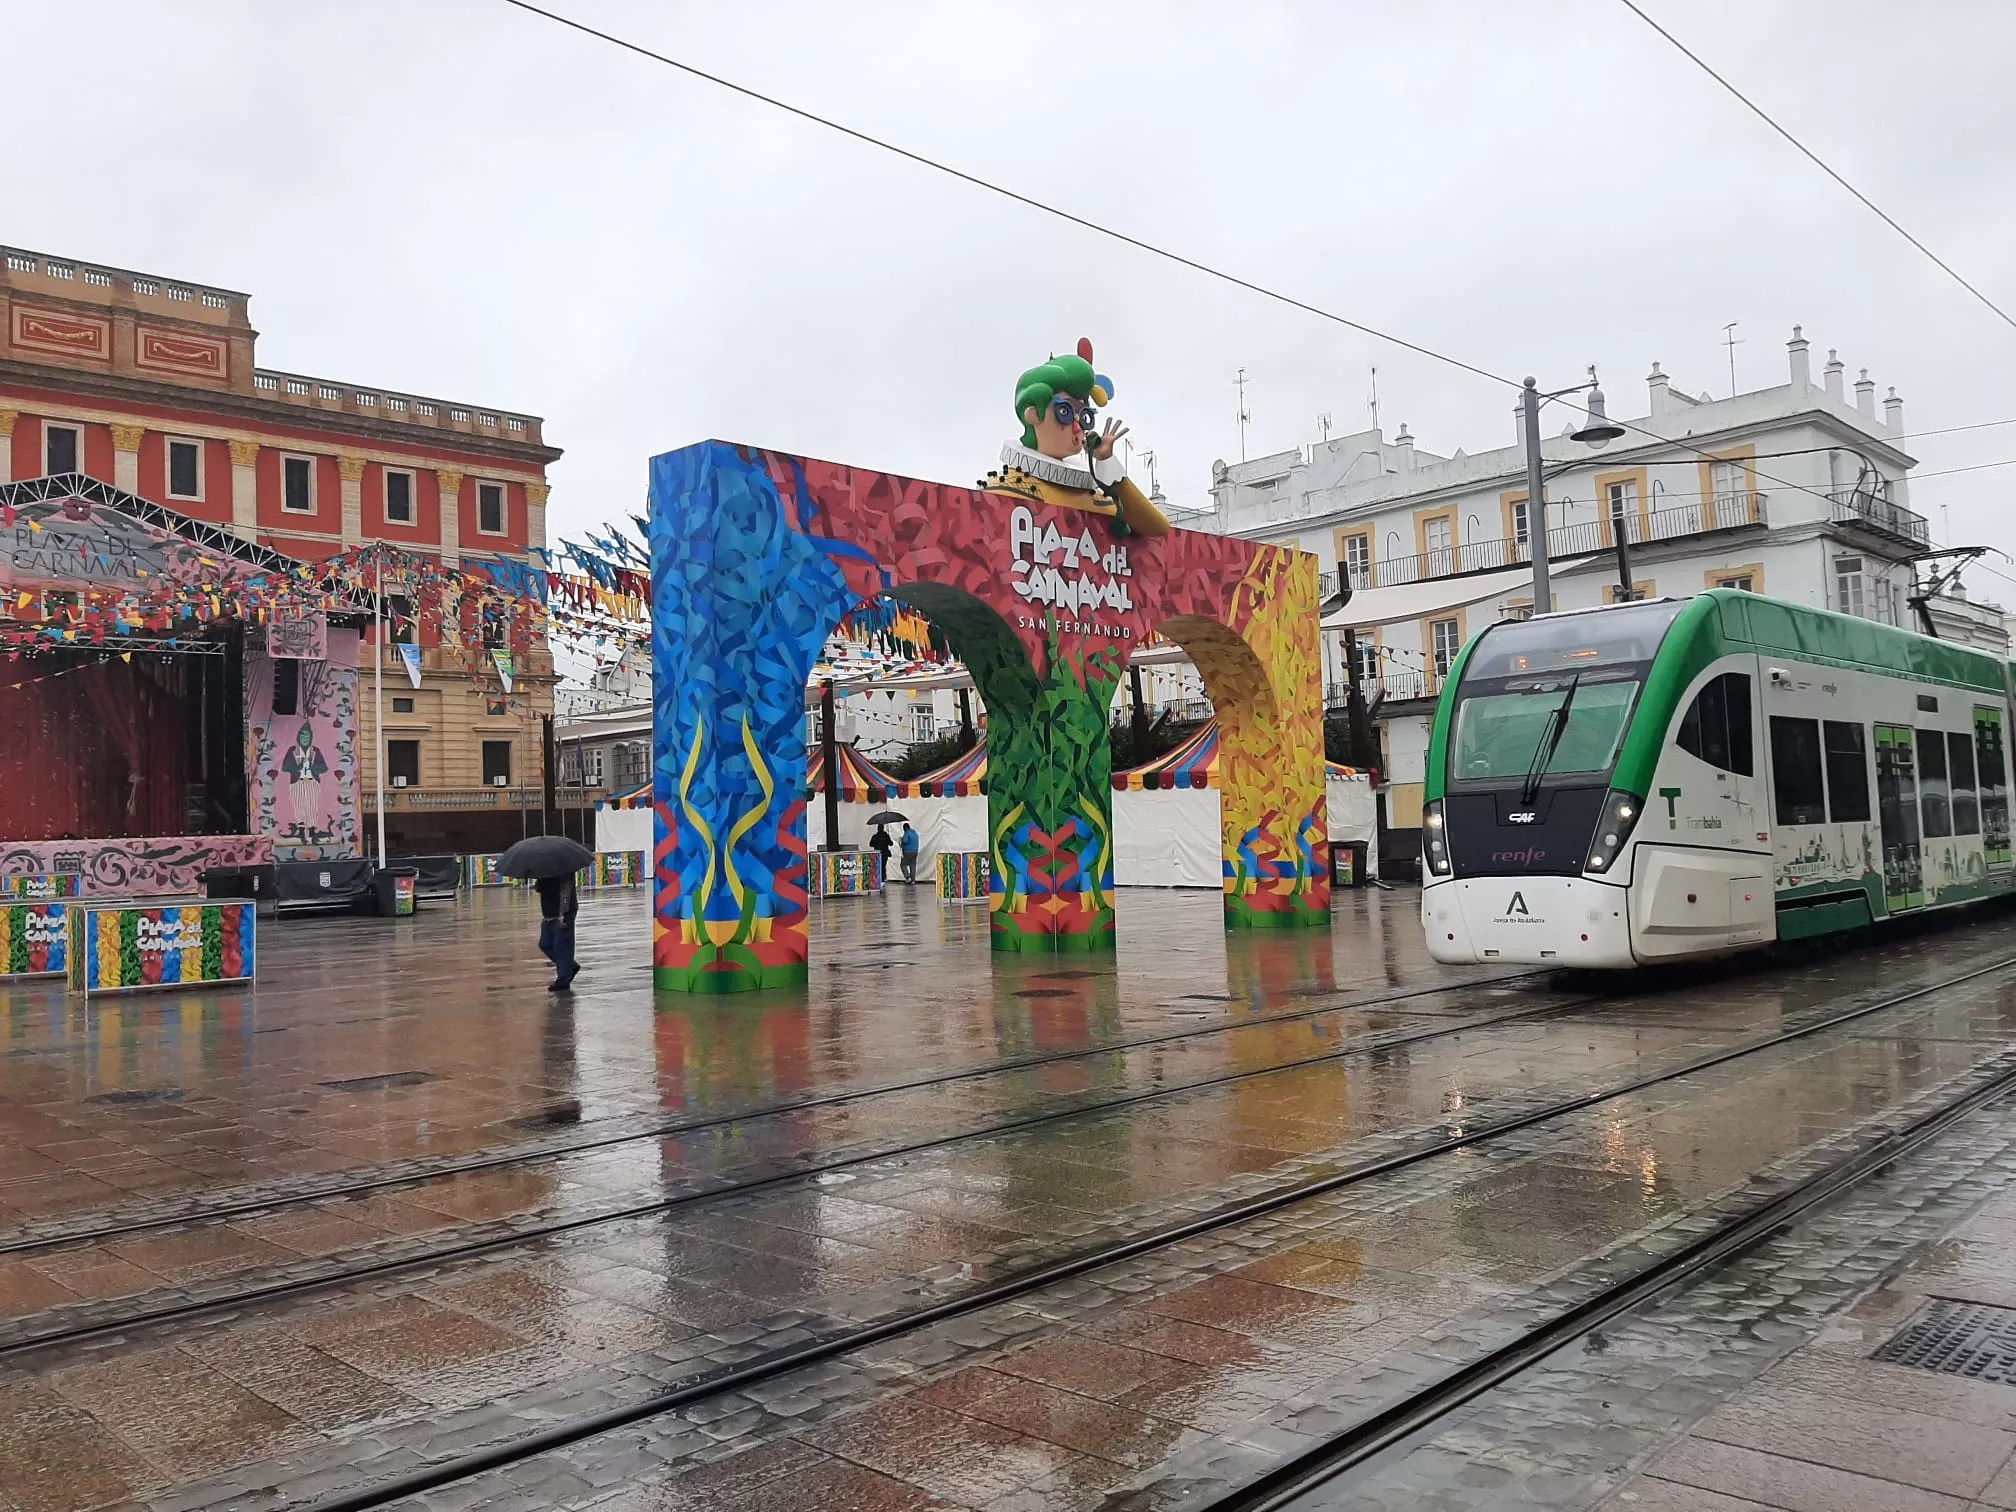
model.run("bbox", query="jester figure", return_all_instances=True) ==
[991,338,1171,539]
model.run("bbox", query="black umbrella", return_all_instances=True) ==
[498,835,595,880]
[866,810,909,826]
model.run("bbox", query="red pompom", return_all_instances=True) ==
[1076,337,1095,362]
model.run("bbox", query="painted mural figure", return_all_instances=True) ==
[990,339,1171,539]
[280,721,329,837]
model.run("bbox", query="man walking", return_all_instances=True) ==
[900,823,921,885]
[535,872,579,992]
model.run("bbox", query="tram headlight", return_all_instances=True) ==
[1586,789,1643,875]
[1423,799,1452,876]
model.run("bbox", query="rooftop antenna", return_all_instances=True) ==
[1234,367,1251,462]
[1316,413,1333,452]
[1942,501,1952,545]
[1367,364,1380,433]
[1139,448,1163,504]
[1722,322,1744,396]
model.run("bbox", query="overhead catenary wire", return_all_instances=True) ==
[1613,0,2016,335]
[496,2,1988,574]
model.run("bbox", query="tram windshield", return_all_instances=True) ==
[1447,601,1684,786]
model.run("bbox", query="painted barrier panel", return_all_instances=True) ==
[813,849,883,897]
[936,851,990,902]
[1,874,81,900]
[0,900,69,978]
[67,900,255,996]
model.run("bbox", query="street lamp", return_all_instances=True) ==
[1521,370,1625,614]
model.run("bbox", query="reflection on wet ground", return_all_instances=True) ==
[0,887,2014,1510]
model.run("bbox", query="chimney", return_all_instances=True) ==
[1393,422,1416,471]
[1647,361,1669,417]
[1823,349,1845,404]
[1855,368,1876,416]
[1787,326,1811,390]
[1883,386,1904,433]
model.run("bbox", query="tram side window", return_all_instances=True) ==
[1949,731,1980,835]
[1917,728,1952,838]
[1822,720,1873,823]
[1769,716,1826,825]
[1676,672,1754,775]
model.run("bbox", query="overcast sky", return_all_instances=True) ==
[11,0,2016,610]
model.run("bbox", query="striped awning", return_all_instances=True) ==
[806,744,899,802]
[892,740,987,798]
[1115,720,1218,791]
[598,781,652,811]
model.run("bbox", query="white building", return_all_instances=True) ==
[1214,327,2000,858]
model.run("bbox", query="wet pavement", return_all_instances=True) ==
[1,886,2016,1510]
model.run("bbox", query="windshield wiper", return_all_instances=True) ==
[1518,673,1582,807]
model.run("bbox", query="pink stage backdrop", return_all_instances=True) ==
[244,627,359,862]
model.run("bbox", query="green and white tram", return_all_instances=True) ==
[1420,589,2016,967]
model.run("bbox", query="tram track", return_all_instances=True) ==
[0,982,1611,1358]
[208,949,2016,1511]
[1197,1056,2016,1510]
[0,966,1555,1260]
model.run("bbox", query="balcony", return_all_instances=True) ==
[1828,489,1929,547]
[1341,493,1767,593]
[1325,671,1448,708]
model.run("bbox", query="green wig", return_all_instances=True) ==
[1014,354,1096,448]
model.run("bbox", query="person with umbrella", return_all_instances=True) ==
[866,809,905,885]
[498,835,594,992]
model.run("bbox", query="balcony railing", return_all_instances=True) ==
[1341,493,1767,593]
[1828,489,1929,547]
[362,783,601,811]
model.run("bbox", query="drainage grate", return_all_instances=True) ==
[1014,988,1073,999]
[319,1071,440,1093]
[86,1088,184,1105]
[1033,970,1097,980]
[1873,1299,2016,1382]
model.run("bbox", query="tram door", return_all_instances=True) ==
[1874,723,1924,911]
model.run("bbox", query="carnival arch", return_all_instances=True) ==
[649,441,1327,993]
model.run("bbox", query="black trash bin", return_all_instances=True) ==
[372,866,419,918]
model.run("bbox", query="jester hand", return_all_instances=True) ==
[1092,418,1129,461]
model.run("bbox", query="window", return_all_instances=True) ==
[392,696,415,715]
[271,660,300,717]
[1422,515,1454,576]
[1450,680,1640,782]
[1352,637,1380,689]
[481,740,513,786]
[385,469,414,525]
[1917,727,1951,838]
[1873,575,1900,627]
[1716,576,1753,591]
[1676,672,1754,776]
[1509,497,1530,550]
[1979,708,2012,861]
[166,438,201,500]
[477,482,506,535]
[1710,459,1749,518]
[44,424,80,475]
[1769,716,1826,825]
[1606,479,1639,541]
[585,747,604,786]
[1605,581,1656,604]
[1835,555,1866,619]
[913,708,936,743]
[1822,721,1872,822]
[1339,532,1370,587]
[1429,617,1461,678]
[282,456,315,514]
[1950,731,1980,836]
[387,740,421,786]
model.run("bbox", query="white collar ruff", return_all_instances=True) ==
[1000,441,1098,488]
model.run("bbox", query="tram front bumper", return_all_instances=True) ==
[1422,875,1634,968]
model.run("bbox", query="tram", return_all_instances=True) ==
[1420,589,2016,967]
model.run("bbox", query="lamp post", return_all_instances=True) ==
[1520,371,1625,614]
